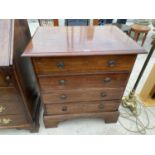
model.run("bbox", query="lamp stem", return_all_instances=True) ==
[132,40,155,91]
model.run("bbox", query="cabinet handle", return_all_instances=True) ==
[100,92,107,97]
[57,62,65,69]
[0,106,6,113]
[62,106,68,112]
[103,77,111,83]
[0,118,12,125]
[60,94,67,100]
[59,80,66,85]
[98,104,104,110]
[5,75,11,81]
[107,60,116,67]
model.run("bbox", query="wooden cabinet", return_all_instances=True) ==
[0,20,41,132]
[23,25,145,128]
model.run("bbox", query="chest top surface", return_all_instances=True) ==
[0,20,13,66]
[23,25,146,57]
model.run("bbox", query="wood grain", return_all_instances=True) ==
[33,55,136,75]
[0,115,27,127]
[0,87,21,101]
[0,67,14,87]
[45,100,120,115]
[22,26,146,57]
[38,72,129,92]
[42,88,124,104]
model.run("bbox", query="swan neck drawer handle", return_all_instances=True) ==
[0,106,6,113]
[108,60,116,67]
[57,62,65,69]
[0,118,12,125]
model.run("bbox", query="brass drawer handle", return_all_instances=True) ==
[98,103,104,110]
[5,75,11,81]
[107,60,116,67]
[59,80,66,85]
[57,62,65,69]
[5,75,12,85]
[0,106,6,113]
[60,94,67,100]
[62,106,68,112]
[100,92,107,97]
[103,77,111,83]
[0,118,12,125]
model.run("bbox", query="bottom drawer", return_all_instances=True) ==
[45,100,120,115]
[0,115,27,127]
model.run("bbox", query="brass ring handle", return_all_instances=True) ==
[100,92,107,97]
[59,80,66,85]
[107,60,116,67]
[0,106,6,113]
[5,75,12,85]
[103,77,111,83]
[60,94,67,100]
[98,104,104,110]
[62,106,68,112]
[57,62,65,69]
[5,75,11,81]
[0,118,12,125]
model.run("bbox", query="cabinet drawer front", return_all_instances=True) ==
[0,87,20,101]
[0,88,23,115]
[0,68,14,87]
[33,55,136,75]
[0,101,23,115]
[0,115,27,127]
[39,73,129,92]
[45,100,120,115]
[42,88,124,104]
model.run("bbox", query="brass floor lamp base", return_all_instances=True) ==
[122,91,137,115]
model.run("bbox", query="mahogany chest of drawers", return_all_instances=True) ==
[23,26,145,128]
[0,20,41,132]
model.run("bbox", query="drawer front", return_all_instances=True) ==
[45,100,120,115]
[0,68,14,87]
[0,88,23,115]
[33,55,136,75]
[39,73,129,92]
[0,101,23,115]
[0,87,20,102]
[42,88,124,104]
[0,115,27,127]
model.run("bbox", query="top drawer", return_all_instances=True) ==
[33,55,136,75]
[0,68,14,87]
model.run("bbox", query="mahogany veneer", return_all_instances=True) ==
[0,20,41,132]
[23,25,146,128]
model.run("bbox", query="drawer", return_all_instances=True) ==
[0,87,20,101]
[39,73,129,92]
[0,101,23,115]
[33,55,136,75]
[0,115,27,127]
[0,88,23,115]
[42,88,124,104]
[45,100,120,115]
[0,68,14,87]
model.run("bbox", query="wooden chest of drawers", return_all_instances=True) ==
[0,20,41,132]
[23,26,145,128]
